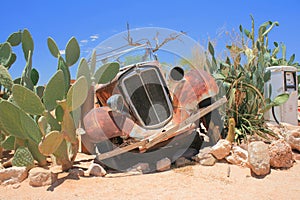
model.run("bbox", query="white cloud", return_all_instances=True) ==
[80,39,88,44]
[59,49,65,55]
[90,34,99,41]
[79,39,89,47]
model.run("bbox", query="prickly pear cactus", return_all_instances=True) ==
[1,135,15,150]
[12,146,35,168]
[0,32,90,171]
[47,36,80,94]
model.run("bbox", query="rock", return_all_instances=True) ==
[12,183,21,189]
[156,158,171,172]
[194,147,216,166]
[266,122,282,135]
[200,154,216,166]
[127,163,150,173]
[28,167,57,187]
[248,141,270,176]
[85,163,107,177]
[74,152,96,162]
[200,147,212,154]
[211,139,232,160]
[269,139,294,168]
[73,155,94,170]
[50,165,63,174]
[285,129,300,151]
[0,166,28,185]
[68,168,85,178]
[225,145,248,166]
[238,142,248,151]
[281,122,300,131]
[293,152,300,161]
[171,148,199,163]
[175,157,193,168]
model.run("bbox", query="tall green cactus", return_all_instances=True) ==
[35,36,88,170]
[1,64,88,171]
[0,70,88,170]
[0,30,88,170]
[47,36,80,93]
[0,31,21,161]
[0,30,28,102]
[0,29,40,94]
[20,29,35,90]
[23,47,87,170]
[39,72,88,170]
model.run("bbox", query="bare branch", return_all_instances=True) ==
[152,31,186,52]
[125,23,142,46]
[125,23,186,51]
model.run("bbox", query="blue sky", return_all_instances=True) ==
[1,0,300,84]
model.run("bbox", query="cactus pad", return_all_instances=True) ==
[12,146,35,168]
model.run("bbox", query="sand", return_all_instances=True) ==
[1,158,299,200]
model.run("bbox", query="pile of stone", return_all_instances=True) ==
[194,122,300,176]
[0,153,106,187]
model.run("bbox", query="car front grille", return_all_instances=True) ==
[119,64,173,129]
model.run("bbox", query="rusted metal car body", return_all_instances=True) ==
[83,45,224,164]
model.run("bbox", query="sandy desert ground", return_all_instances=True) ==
[0,155,299,200]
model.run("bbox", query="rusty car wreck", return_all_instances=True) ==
[81,44,226,171]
